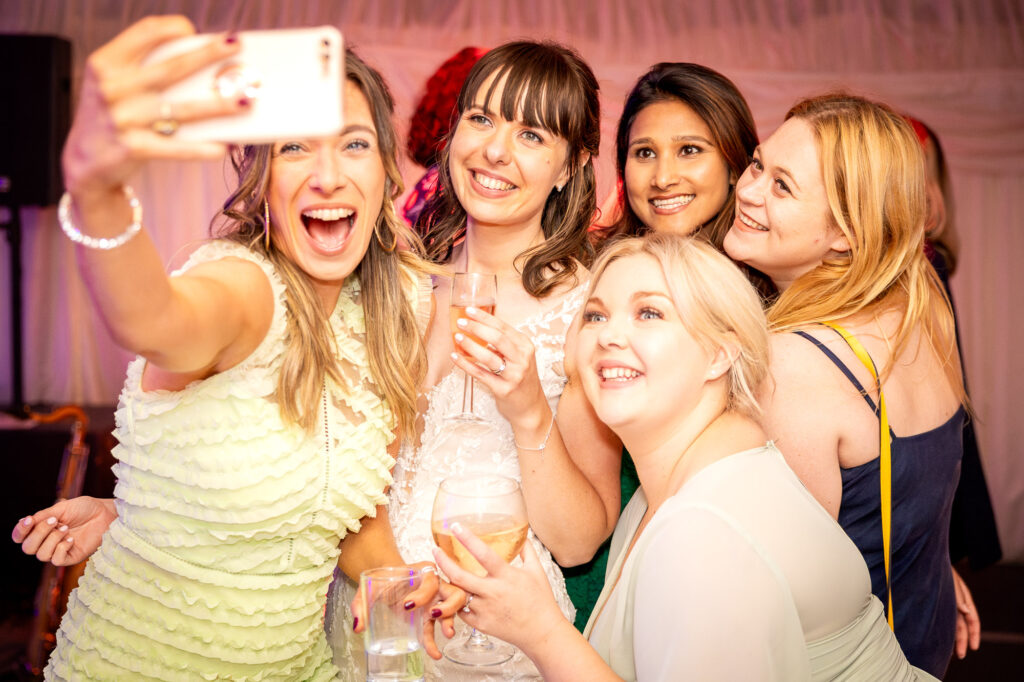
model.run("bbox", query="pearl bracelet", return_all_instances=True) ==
[58,186,143,250]
[514,410,556,452]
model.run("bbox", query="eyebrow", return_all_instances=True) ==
[467,102,498,118]
[585,290,672,307]
[631,290,673,302]
[342,123,377,137]
[753,146,801,193]
[629,134,713,148]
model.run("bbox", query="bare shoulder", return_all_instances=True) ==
[762,330,858,438]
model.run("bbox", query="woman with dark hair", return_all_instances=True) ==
[11,16,458,680]
[333,40,622,681]
[596,62,758,247]
[568,61,763,629]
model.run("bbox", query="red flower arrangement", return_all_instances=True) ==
[407,46,488,169]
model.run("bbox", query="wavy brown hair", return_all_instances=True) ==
[418,40,600,297]
[768,94,965,402]
[212,50,428,438]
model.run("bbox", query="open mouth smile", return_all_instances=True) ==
[301,207,355,252]
[599,366,643,382]
[472,170,517,192]
[738,212,768,231]
[650,195,695,212]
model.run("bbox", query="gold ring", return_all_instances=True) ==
[152,100,178,136]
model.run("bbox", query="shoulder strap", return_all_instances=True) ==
[792,330,879,414]
[821,321,894,631]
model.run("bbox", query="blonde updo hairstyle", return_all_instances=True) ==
[589,234,769,418]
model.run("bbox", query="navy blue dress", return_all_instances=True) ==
[795,330,963,678]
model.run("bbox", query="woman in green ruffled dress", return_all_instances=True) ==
[12,15,458,680]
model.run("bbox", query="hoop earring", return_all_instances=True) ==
[263,199,271,251]
[375,220,398,252]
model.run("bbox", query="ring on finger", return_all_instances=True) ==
[463,593,474,612]
[492,358,507,376]
[151,100,179,136]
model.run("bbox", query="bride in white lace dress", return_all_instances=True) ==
[327,41,622,680]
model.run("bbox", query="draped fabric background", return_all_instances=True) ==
[1,0,1021,559]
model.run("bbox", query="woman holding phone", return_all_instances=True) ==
[11,15,462,680]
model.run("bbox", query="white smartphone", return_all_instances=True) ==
[144,26,344,144]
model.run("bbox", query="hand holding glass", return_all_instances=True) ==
[431,474,528,666]
[361,566,427,681]
[448,272,497,422]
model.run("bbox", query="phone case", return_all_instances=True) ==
[144,26,344,144]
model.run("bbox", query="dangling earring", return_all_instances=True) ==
[263,199,271,251]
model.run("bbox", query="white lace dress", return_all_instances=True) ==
[326,279,585,681]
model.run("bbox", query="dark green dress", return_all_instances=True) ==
[562,448,640,630]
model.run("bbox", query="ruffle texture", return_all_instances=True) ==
[46,241,397,681]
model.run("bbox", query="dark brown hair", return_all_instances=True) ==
[419,40,600,297]
[600,63,758,249]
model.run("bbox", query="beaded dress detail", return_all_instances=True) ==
[45,241,403,681]
[327,279,586,681]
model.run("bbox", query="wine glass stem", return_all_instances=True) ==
[466,628,493,650]
[461,370,474,415]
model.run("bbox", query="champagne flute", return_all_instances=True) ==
[430,474,529,666]
[448,272,498,423]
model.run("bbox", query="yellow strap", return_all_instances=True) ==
[822,321,894,631]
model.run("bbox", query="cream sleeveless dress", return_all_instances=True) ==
[327,278,585,681]
[45,241,418,681]
[585,443,938,681]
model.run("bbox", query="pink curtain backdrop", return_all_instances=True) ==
[1,0,1021,559]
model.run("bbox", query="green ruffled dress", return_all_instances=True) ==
[45,241,399,681]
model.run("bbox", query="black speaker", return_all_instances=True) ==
[0,35,72,207]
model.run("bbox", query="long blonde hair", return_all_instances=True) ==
[768,94,965,401]
[589,234,769,419]
[214,51,428,438]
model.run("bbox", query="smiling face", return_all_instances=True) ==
[723,116,849,290]
[447,72,573,234]
[624,99,732,236]
[576,253,716,435]
[267,80,385,305]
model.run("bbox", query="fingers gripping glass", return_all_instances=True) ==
[431,474,528,666]
[448,272,497,423]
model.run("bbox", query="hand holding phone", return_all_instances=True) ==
[143,26,344,144]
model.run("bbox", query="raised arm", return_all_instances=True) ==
[452,306,621,566]
[61,16,266,376]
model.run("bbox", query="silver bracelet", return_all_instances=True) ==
[514,410,556,452]
[58,186,143,250]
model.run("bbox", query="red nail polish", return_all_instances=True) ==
[352,616,359,631]
[404,600,415,611]
[238,98,251,108]
[430,608,442,619]
[225,33,238,44]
